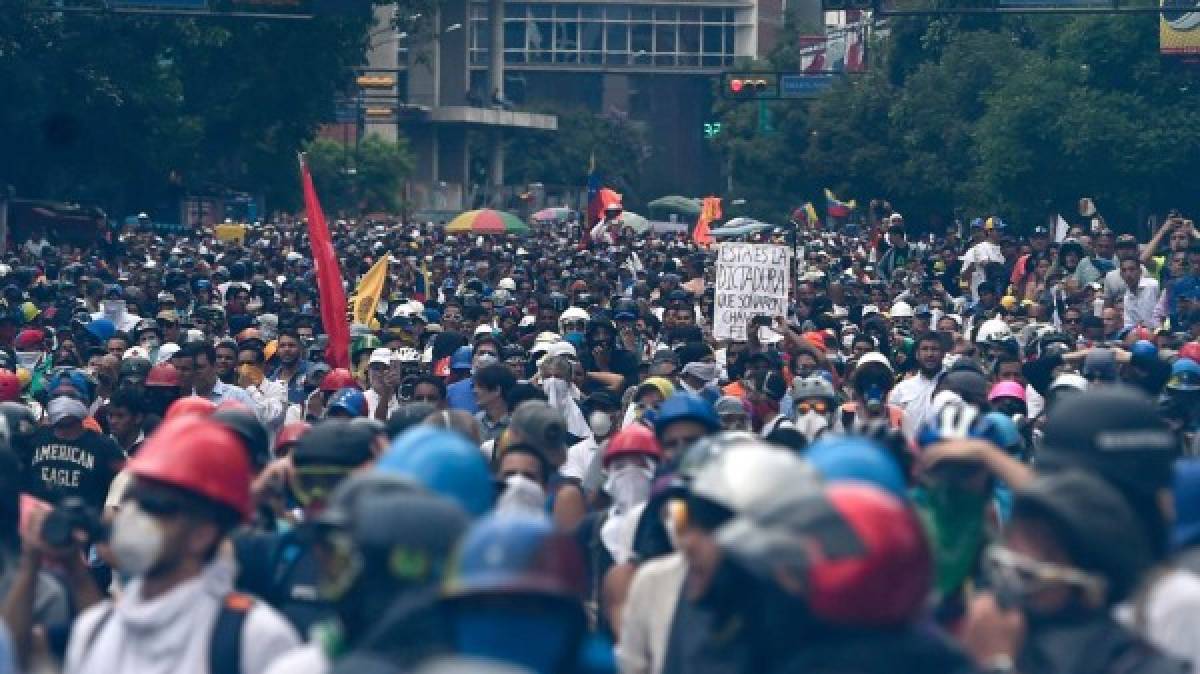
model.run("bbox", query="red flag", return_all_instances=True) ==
[299,154,350,368]
[693,196,721,245]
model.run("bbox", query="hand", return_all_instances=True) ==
[252,456,295,501]
[961,592,1025,666]
[305,391,325,419]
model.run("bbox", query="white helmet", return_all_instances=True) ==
[559,307,590,332]
[497,277,517,291]
[855,352,894,373]
[791,375,838,402]
[1049,372,1088,394]
[890,301,914,319]
[395,347,420,363]
[692,444,820,515]
[531,331,562,356]
[975,318,1013,344]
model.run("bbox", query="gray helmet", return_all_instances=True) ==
[791,375,837,403]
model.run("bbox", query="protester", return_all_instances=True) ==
[0,198,1193,674]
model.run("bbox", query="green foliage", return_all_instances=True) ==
[0,1,388,216]
[306,134,414,215]
[716,11,1200,230]
[501,102,650,205]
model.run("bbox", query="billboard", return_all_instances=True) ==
[1162,0,1200,56]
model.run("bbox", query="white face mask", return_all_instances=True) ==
[109,503,165,577]
[604,463,653,511]
[795,410,831,443]
[588,410,613,438]
[247,298,264,312]
[495,474,547,516]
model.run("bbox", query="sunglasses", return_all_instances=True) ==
[133,491,187,518]
[412,394,440,403]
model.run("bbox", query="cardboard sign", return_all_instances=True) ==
[713,243,791,341]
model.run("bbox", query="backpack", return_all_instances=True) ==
[81,592,252,674]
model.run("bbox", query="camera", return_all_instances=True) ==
[41,497,108,548]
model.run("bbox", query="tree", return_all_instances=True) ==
[305,134,414,215]
[713,10,1200,231]
[0,1,388,217]
[501,102,651,207]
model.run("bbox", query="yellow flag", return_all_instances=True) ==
[350,257,389,326]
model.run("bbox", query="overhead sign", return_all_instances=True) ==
[713,243,791,341]
[780,74,835,98]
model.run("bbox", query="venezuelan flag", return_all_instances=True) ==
[824,188,856,218]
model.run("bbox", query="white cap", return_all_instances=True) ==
[498,278,517,291]
[474,324,494,337]
[123,345,151,361]
[156,342,181,365]
[889,213,904,223]
[369,347,394,365]
[518,315,537,328]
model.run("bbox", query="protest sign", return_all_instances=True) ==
[713,243,791,341]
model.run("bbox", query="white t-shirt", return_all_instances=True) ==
[962,241,1004,301]
[888,372,940,440]
[1116,568,1200,669]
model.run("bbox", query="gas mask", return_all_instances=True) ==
[794,408,831,443]
[983,545,1107,615]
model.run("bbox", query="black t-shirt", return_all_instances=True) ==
[23,428,124,509]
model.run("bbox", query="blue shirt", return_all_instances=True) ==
[446,377,478,413]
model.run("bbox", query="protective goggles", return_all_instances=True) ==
[983,545,1107,607]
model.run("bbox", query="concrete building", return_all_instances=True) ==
[362,0,820,216]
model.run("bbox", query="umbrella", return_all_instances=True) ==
[532,207,573,222]
[620,211,651,234]
[711,220,775,238]
[444,209,529,235]
[648,196,702,217]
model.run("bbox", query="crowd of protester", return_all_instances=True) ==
[0,204,1195,674]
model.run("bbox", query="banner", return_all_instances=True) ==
[214,223,246,244]
[713,243,791,341]
[693,196,721,245]
[299,154,350,368]
[1161,1,1200,57]
[350,256,388,326]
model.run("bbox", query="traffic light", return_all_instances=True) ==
[356,74,396,89]
[723,74,778,99]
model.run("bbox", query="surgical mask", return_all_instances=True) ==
[795,410,830,443]
[141,336,160,350]
[109,504,165,577]
[247,298,264,312]
[604,463,653,510]
[863,384,885,414]
[588,410,613,438]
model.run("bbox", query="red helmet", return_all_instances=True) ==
[145,363,181,388]
[274,422,311,457]
[0,371,21,403]
[806,484,931,627]
[320,367,359,392]
[1181,342,1200,365]
[165,396,218,421]
[128,416,253,520]
[603,424,664,467]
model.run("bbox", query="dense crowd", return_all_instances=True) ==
[0,204,1196,674]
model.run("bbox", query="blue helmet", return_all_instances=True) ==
[654,393,721,439]
[1169,358,1200,392]
[86,318,117,342]
[973,412,1024,456]
[805,434,907,501]
[376,426,493,516]
[326,387,368,418]
[450,346,474,371]
[1131,339,1158,360]
[443,512,586,600]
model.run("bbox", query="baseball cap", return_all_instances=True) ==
[369,348,395,366]
[714,395,749,417]
[507,401,567,457]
